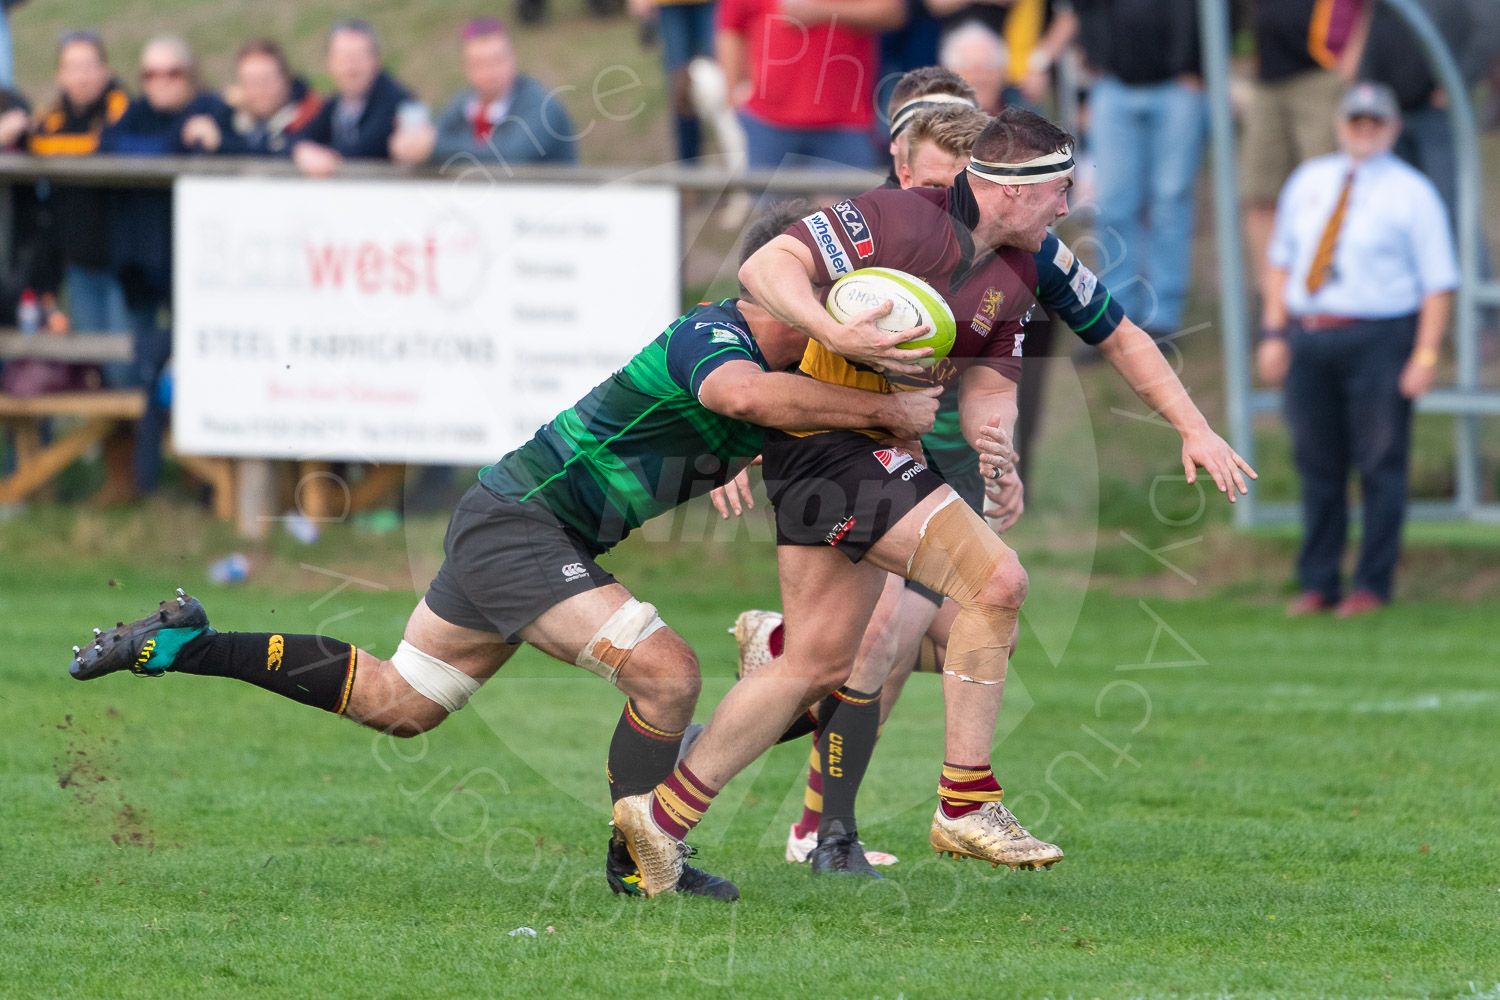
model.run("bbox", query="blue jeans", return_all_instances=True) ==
[0,9,12,89]
[65,265,132,388]
[659,2,716,162]
[1087,77,1207,332]
[740,111,878,171]
[1284,316,1417,602]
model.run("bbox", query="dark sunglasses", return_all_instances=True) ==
[142,66,188,81]
[1346,113,1389,126]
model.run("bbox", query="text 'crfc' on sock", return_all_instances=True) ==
[816,685,881,839]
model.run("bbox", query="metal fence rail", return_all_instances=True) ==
[1199,0,1500,526]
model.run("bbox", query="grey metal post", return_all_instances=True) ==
[1378,0,1483,516]
[1198,0,1256,528]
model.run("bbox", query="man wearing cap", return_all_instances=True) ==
[1257,82,1457,618]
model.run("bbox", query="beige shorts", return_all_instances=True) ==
[1240,68,1344,203]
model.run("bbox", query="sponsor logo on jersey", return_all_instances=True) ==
[1052,240,1076,273]
[1069,264,1098,307]
[1013,330,1026,358]
[267,634,284,671]
[972,285,1004,336]
[802,211,851,276]
[832,200,875,258]
[872,447,914,474]
[826,515,857,546]
[709,328,744,346]
[562,562,589,583]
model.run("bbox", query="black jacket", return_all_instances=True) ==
[1074,0,1202,85]
[290,70,413,159]
[99,91,231,301]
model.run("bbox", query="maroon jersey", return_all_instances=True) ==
[786,176,1038,398]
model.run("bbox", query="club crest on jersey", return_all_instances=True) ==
[872,447,914,474]
[972,286,1004,337]
[709,328,743,346]
[832,200,875,258]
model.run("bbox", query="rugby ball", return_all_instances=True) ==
[825,267,956,369]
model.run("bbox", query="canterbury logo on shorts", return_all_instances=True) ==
[561,562,588,582]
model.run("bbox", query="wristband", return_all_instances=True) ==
[1413,347,1439,367]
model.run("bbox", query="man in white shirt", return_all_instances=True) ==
[1257,82,1458,618]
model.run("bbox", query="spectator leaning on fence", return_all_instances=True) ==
[716,0,906,170]
[628,0,715,163]
[182,39,322,157]
[26,30,132,381]
[1257,83,1458,620]
[417,17,577,168]
[291,19,418,177]
[98,35,229,497]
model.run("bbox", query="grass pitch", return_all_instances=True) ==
[3,512,1498,1000]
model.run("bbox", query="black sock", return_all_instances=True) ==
[607,699,685,803]
[172,632,357,714]
[817,685,882,839]
[774,707,820,744]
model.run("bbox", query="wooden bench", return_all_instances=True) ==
[1,332,407,528]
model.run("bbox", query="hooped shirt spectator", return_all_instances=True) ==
[292,69,412,159]
[221,77,322,156]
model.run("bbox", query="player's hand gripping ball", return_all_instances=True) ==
[825,267,957,370]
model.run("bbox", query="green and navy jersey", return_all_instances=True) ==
[480,300,769,555]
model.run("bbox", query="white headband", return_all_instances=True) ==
[890,93,979,138]
[966,145,1075,185]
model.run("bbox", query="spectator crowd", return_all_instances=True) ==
[0,1,1497,610]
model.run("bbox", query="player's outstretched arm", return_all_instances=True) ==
[738,235,934,375]
[1095,319,1257,503]
[697,360,940,440]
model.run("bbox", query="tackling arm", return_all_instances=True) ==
[1096,319,1256,501]
[697,360,939,441]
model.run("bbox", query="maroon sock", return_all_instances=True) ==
[938,761,1002,820]
[793,742,823,839]
[649,761,718,841]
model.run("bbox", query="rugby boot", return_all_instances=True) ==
[69,589,212,680]
[605,831,738,901]
[610,792,689,898]
[807,820,883,878]
[728,609,781,678]
[930,800,1063,871]
[786,823,898,866]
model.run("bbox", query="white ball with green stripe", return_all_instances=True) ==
[825,267,957,369]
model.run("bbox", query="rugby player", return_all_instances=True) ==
[729,99,1160,874]
[613,107,1255,895]
[65,203,941,901]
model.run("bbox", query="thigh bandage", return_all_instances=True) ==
[576,598,668,685]
[390,640,482,714]
[905,495,1019,686]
